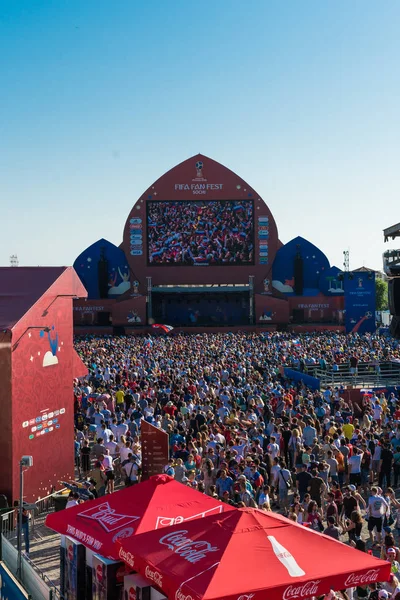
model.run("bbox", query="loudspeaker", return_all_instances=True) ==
[97,246,109,299]
[97,311,110,325]
[388,278,400,315]
[293,245,304,295]
[292,309,305,324]
[390,315,400,338]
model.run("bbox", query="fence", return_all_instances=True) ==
[287,361,400,389]
[0,490,66,600]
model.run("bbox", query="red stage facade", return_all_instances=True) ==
[72,154,347,331]
[0,267,87,503]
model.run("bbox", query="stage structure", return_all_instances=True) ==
[73,154,374,332]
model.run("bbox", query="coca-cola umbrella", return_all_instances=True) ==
[116,507,390,600]
[45,475,234,560]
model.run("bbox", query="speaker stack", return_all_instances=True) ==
[389,278,400,337]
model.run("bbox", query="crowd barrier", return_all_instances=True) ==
[0,490,66,600]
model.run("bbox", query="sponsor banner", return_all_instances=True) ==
[344,271,376,334]
[141,421,169,481]
[78,502,140,533]
[130,249,143,256]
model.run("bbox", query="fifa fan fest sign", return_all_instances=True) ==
[174,161,224,195]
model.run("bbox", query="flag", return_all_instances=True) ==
[151,324,174,333]
[144,337,153,349]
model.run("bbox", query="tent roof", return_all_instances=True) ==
[0,267,67,330]
[117,507,390,600]
[45,475,234,560]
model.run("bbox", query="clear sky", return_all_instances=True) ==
[1,1,399,271]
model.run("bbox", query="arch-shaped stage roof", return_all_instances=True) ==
[122,154,279,291]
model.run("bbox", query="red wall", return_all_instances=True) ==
[255,294,289,324]
[289,294,345,323]
[6,270,87,503]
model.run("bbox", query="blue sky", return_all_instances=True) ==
[1,1,399,271]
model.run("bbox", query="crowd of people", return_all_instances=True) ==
[147,200,254,265]
[71,331,400,600]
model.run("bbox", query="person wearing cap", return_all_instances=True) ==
[386,548,400,575]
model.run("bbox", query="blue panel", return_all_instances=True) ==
[73,239,131,299]
[319,266,344,296]
[0,563,29,599]
[283,368,320,391]
[344,271,376,333]
[272,236,330,296]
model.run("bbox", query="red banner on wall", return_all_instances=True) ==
[140,421,169,481]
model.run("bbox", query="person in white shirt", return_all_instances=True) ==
[100,451,115,494]
[267,436,280,459]
[367,486,389,545]
[348,447,363,487]
[119,442,132,464]
[258,485,271,509]
[105,434,118,457]
[116,419,129,440]
[124,457,141,485]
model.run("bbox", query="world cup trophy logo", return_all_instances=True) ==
[263,278,270,293]
[195,161,204,179]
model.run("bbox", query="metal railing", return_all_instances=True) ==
[287,361,400,388]
[0,509,16,539]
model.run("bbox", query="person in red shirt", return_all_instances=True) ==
[164,400,177,417]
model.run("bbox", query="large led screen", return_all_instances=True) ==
[147,200,254,266]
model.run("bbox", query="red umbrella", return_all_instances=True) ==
[117,507,390,600]
[45,475,234,560]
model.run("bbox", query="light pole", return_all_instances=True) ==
[17,456,33,580]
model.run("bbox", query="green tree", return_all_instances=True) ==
[376,278,388,311]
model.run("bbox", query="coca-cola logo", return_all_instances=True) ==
[344,569,380,587]
[129,587,136,600]
[283,580,321,599]
[145,565,163,588]
[159,529,218,564]
[175,589,193,600]
[118,546,135,569]
[237,595,255,600]
[96,564,104,584]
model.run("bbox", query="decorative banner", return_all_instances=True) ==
[344,271,376,333]
[258,216,269,264]
[141,421,169,481]
[129,217,143,257]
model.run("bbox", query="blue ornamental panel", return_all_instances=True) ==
[272,236,330,296]
[73,238,131,299]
